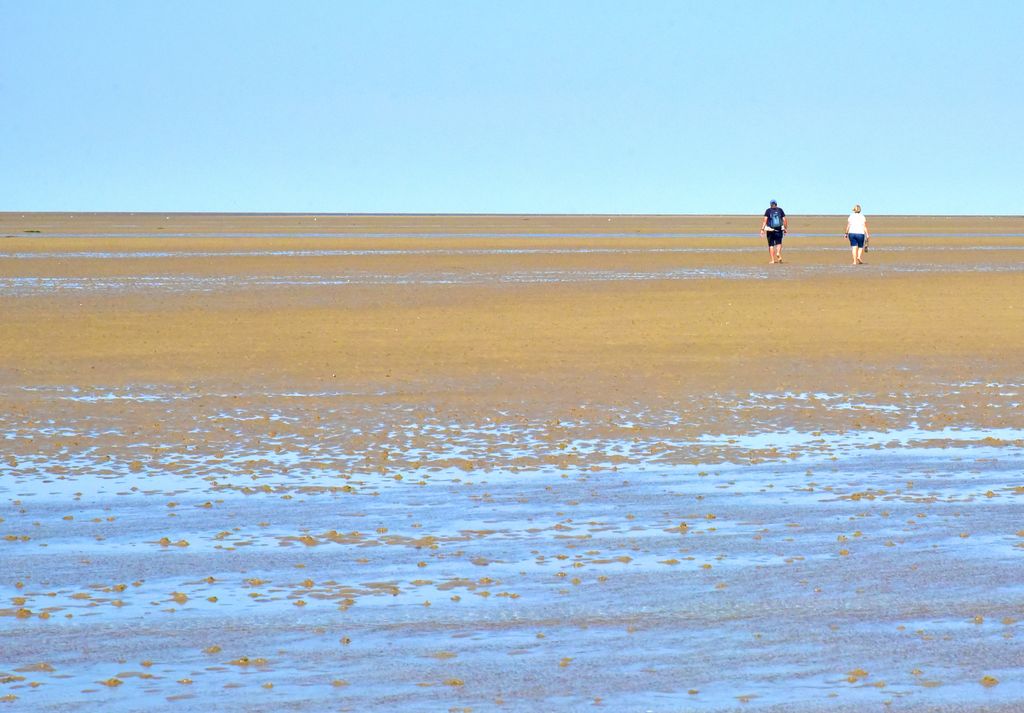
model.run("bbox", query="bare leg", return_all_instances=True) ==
[856,247,864,264]
[851,246,858,265]
[768,244,776,263]
[775,244,783,263]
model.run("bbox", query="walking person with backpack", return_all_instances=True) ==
[845,204,870,265]
[760,200,788,264]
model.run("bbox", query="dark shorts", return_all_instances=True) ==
[766,230,783,246]
[848,233,865,248]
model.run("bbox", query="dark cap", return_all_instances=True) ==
[770,200,777,206]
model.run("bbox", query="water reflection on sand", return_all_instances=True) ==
[2,384,1022,711]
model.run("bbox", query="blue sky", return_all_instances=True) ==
[2,1,1022,214]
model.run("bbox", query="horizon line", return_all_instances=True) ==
[2,211,1023,219]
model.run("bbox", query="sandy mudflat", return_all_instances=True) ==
[1,213,1023,711]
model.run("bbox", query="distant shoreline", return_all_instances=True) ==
[3,212,1024,239]
[2,211,1023,218]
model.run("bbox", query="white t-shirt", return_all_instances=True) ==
[847,212,867,234]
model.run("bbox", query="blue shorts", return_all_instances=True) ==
[848,233,865,248]
[766,230,783,246]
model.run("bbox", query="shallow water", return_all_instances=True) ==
[2,385,1022,711]
[4,243,1024,261]
[3,262,1024,297]
[7,230,1024,239]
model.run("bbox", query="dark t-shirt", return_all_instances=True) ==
[764,207,786,231]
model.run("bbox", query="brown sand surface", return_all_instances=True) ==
[2,214,1023,711]
[4,210,1024,235]
[2,213,1023,409]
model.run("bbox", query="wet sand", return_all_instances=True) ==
[1,214,1023,711]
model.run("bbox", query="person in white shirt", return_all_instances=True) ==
[845,204,870,265]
